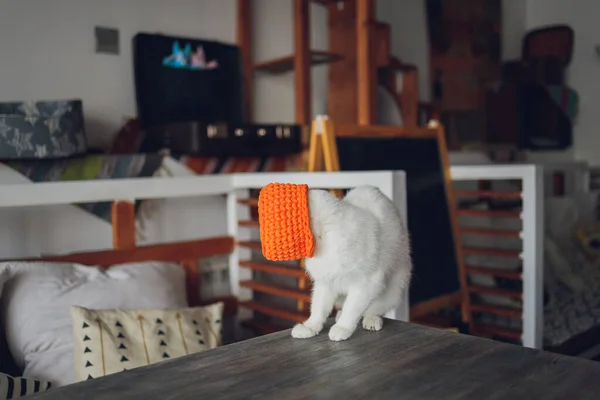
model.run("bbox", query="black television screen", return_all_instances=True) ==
[133,33,244,129]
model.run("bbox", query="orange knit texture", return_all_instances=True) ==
[258,183,315,261]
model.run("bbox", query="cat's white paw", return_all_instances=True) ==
[335,310,342,322]
[291,323,321,339]
[362,315,383,331]
[328,324,353,341]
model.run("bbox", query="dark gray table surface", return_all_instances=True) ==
[31,319,600,399]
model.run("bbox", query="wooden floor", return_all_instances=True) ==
[32,319,600,399]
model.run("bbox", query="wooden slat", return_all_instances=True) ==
[472,323,522,340]
[457,209,521,219]
[428,122,472,326]
[239,260,306,278]
[374,22,390,67]
[111,201,136,250]
[254,51,343,74]
[335,124,438,138]
[356,0,377,124]
[238,198,258,207]
[239,220,260,227]
[180,258,200,306]
[327,0,358,124]
[294,0,311,124]
[468,285,522,299]
[465,266,522,280]
[37,237,235,267]
[236,0,253,121]
[463,247,521,258]
[237,241,262,250]
[460,228,521,238]
[240,280,311,302]
[454,190,522,199]
[239,300,308,323]
[470,304,522,319]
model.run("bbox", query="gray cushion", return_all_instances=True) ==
[0,100,87,159]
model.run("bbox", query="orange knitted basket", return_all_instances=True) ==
[258,183,315,261]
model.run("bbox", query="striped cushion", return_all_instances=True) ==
[0,373,52,399]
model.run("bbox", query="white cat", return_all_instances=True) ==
[291,185,412,341]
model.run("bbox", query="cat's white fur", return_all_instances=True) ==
[291,185,412,341]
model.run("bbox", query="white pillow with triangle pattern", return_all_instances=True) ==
[70,302,223,382]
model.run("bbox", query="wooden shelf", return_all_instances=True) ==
[254,50,343,74]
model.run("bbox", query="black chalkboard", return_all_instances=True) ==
[336,136,460,306]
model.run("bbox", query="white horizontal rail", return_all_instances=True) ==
[451,164,534,181]
[234,171,397,189]
[0,171,398,209]
[0,176,235,208]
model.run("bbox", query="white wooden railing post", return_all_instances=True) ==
[520,165,544,349]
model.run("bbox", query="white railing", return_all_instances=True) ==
[451,164,543,349]
[0,171,408,322]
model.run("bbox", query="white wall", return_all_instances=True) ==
[0,0,334,148]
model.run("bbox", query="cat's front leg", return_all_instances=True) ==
[291,283,336,339]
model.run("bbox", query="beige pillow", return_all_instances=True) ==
[70,302,223,382]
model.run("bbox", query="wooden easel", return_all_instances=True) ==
[307,115,340,173]
[296,115,342,312]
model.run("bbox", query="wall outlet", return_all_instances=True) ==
[95,26,119,55]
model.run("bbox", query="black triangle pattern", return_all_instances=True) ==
[119,343,127,350]
[118,333,125,339]
[87,375,93,380]
[162,352,170,359]
[120,355,129,362]
[82,322,89,329]
[156,318,163,324]
[83,335,91,341]
[195,330,201,335]
[84,347,92,353]
[192,320,198,325]
[85,361,93,367]
[115,321,123,327]
[199,339,205,345]
[160,340,167,346]
[157,330,165,335]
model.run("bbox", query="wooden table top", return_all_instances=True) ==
[32,319,600,399]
